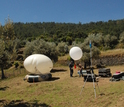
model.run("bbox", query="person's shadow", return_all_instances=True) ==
[50,68,67,73]
[48,77,60,81]
[0,86,9,91]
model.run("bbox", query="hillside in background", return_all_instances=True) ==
[13,19,124,43]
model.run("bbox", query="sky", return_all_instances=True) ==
[0,0,124,25]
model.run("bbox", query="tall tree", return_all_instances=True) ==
[2,16,15,40]
[0,40,9,79]
[0,17,15,79]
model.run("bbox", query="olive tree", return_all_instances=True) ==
[11,39,23,60]
[0,40,10,79]
[103,34,117,50]
[0,17,15,79]
[1,17,17,60]
[119,31,124,48]
[56,42,69,56]
[24,39,58,62]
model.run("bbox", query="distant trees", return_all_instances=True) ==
[13,19,124,49]
[13,22,89,43]
[0,24,2,36]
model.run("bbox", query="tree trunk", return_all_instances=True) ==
[1,66,6,79]
[89,59,91,68]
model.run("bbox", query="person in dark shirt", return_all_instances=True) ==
[69,61,74,77]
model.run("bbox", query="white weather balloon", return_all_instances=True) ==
[24,54,53,74]
[69,47,83,60]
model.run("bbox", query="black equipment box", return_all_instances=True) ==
[112,72,124,79]
[98,68,111,77]
[84,74,96,82]
[28,76,39,82]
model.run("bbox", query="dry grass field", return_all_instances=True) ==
[0,64,124,107]
[100,49,124,56]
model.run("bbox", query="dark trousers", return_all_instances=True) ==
[80,69,83,77]
[70,68,73,77]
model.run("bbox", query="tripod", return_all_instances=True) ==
[80,40,100,98]
[80,68,100,98]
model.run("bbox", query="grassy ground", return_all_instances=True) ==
[0,65,124,107]
[100,49,124,56]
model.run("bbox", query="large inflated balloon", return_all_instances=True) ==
[24,54,53,74]
[23,55,37,73]
[69,47,83,60]
[36,54,53,74]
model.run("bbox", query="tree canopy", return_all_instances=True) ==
[12,19,124,44]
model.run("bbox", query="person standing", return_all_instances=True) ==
[77,63,83,77]
[69,61,74,77]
